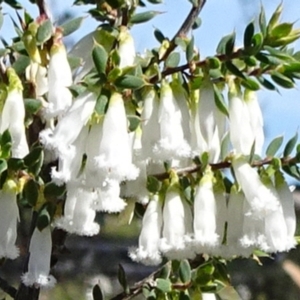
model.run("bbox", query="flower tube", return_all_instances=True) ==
[0,180,19,259]
[0,68,29,158]
[21,226,56,288]
[160,185,194,260]
[129,195,163,265]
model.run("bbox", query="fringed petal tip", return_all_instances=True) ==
[159,237,195,260]
[21,273,57,289]
[153,140,191,161]
[51,168,70,186]
[55,217,100,236]
[92,197,127,213]
[0,246,19,260]
[128,247,162,266]
[39,128,55,150]
[192,234,219,254]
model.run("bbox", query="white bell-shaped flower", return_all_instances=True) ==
[160,184,194,260]
[25,62,48,97]
[92,179,127,213]
[193,168,219,253]
[244,90,264,155]
[118,27,136,68]
[93,92,138,182]
[55,184,99,236]
[21,226,56,288]
[232,155,280,217]
[153,81,191,161]
[44,37,73,119]
[0,68,29,158]
[40,91,96,156]
[197,82,226,163]
[0,180,19,259]
[129,195,163,265]
[225,186,252,258]
[275,171,296,249]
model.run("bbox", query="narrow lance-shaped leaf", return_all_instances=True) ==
[240,76,260,91]
[271,71,294,89]
[186,36,194,62]
[259,5,267,36]
[92,43,108,75]
[284,132,298,157]
[154,28,165,43]
[244,21,255,48]
[130,11,161,24]
[24,179,39,207]
[225,32,236,55]
[165,52,180,68]
[60,16,85,36]
[266,135,284,157]
[213,84,228,117]
[179,260,191,284]
[36,19,53,44]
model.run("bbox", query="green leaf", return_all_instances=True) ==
[155,278,171,293]
[61,16,85,36]
[37,203,56,231]
[192,17,202,30]
[271,71,294,88]
[207,57,221,69]
[0,159,7,175]
[114,75,145,90]
[36,19,53,44]
[240,77,260,91]
[179,260,191,284]
[12,55,30,75]
[128,115,140,132]
[186,36,194,62]
[92,43,108,75]
[159,262,171,279]
[24,146,43,167]
[7,158,24,171]
[147,176,161,193]
[213,84,228,117]
[259,6,267,36]
[4,0,22,9]
[1,129,12,147]
[225,61,245,79]
[257,76,276,90]
[92,284,104,300]
[154,28,165,43]
[95,93,109,115]
[266,135,284,157]
[282,164,300,181]
[130,11,161,24]
[44,182,66,199]
[267,3,283,33]
[24,98,42,114]
[244,21,255,49]
[24,179,39,207]
[270,22,293,39]
[165,52,180,68]
[225,32,236,56]
[284,132,298,157]
[118,264,129,294]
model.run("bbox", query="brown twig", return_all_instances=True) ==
[159,0,207,63]
[151,156,298,181]
[36,0,51,19]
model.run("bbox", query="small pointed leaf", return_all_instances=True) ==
[284,132,298,157]
[179,260,191,284]
[155,278,171,293]
[130,11,161,24]
[165,52,180,68]
[266,135,284,157]
[114,75,145,90]
[36,19,53,44]
[92,284,104,300]
[61,16,85,36]
[92,43,108,75]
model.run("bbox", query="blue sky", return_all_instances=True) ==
[1,0,300,156]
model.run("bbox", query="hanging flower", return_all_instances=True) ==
[193,167,219,253]
[44,34,73,119]
[153,81,191,162]
[197,82,225,163]
[55,184,99,236]
[40,91,97,156]
[85,92,138,184]
[129,195,163,266]
[160,181,194,260]
[0,68,29,158]
[0,180,19,260]
[231,155,280,217]
[275,170,296,249]
[118,27,136,68]
[21,226,56,288]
